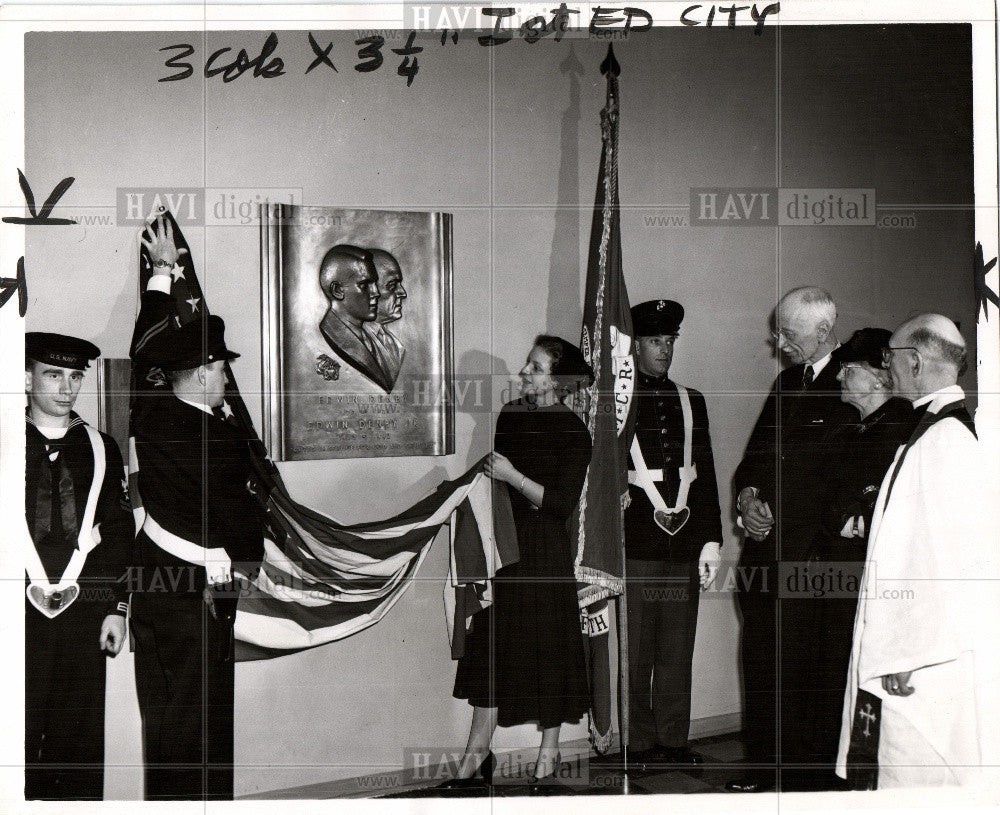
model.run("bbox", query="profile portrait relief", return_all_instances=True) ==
[368,247,407,391]
[317,244,393,393]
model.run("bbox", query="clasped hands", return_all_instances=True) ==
[738,487,773,541]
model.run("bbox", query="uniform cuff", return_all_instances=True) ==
[146,274,172,294]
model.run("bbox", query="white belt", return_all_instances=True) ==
[628,469,663,484]
[142,512,233,585]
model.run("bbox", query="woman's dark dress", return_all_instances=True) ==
[804,396,917,764]
[454,400,593,728]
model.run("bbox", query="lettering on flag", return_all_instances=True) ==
[611,325,633,436]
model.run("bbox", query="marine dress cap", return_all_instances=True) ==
[631,299,684,337]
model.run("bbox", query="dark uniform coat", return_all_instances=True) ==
[129,288,264,801]
[624,374,723,750]
[625,374,723,560]
[25,412,132,800]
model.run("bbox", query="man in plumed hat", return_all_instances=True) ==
[23,332,133,800]
[128,215,265,800]
[624,299,724,771]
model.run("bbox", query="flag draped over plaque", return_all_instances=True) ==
[574,45,637,752]
[129,210,516,662]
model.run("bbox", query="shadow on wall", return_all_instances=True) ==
[457,349,511,469]
[545,44,585,338]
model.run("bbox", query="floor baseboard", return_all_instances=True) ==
[239,711,744,800]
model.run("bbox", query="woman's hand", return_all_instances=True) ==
[141,212,188,269]
[484,452,518,485]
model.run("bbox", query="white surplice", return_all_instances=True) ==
[836,385,1000,788]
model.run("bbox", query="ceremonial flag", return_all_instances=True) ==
[574,44,637,751]
[130,209,516,662]
[574,46,636,604]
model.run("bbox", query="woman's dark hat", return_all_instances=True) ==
[837,327,892,369]
[141,315,240,372]
[25,332,100,370]
[631,300,684,337]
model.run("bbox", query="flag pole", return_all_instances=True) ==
[618,545,631,790]
[598,41,632,790]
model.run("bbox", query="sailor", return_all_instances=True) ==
[624,300,724,771]
[24,332,133,800]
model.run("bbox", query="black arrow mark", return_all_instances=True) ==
[0,257,28,317]
[974,241,999,322]
[2,170,77,225]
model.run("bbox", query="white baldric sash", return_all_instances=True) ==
[628,384,697,536]
[140,512,233,585]
[24,424,106,618]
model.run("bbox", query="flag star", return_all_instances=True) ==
[170,263,186,282]
[186,296,200,313]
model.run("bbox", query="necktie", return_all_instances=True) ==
[802,365,815,388]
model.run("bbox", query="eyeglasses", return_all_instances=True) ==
[770,328,796,342]
[839,362,868,375]
[881,346,919,368]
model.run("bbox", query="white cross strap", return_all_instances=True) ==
[629,384,698,536]
[24,424,106,618]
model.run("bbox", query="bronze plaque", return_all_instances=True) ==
[261,204,454,460]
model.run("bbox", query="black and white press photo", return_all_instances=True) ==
[0,1,998,810]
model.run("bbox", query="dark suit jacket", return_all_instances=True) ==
[130,290,264,591]
[320,309,393,392]
[734,356,855,563]
[624,375,723,562]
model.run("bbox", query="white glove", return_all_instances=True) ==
[699,541,722,590]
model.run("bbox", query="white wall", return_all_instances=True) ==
[23,24,974,797]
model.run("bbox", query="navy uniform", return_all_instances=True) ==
[129,291,264,801]
[624,301,723,765]
[24,334,133,800]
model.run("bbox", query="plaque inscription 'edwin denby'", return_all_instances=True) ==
[261,205,454,460]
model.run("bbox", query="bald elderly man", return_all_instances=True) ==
[730,286,855,792]
[317,244,392,392]
[837,315,999,789]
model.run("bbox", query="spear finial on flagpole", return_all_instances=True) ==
[600,43,620,77]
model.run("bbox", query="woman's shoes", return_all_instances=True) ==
[435,751,495,792]
[528,751,561,796]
